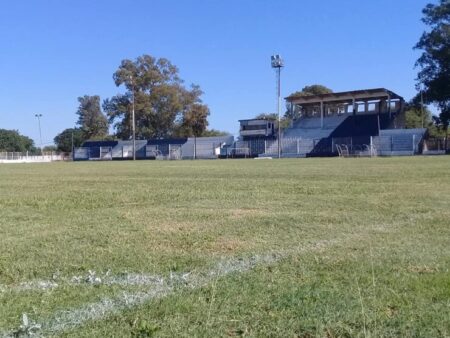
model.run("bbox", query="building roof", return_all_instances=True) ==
[286,88,403,104]
[239,118,276,122]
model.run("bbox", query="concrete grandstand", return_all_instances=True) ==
[74,88,428,160]
[239,88,427,158]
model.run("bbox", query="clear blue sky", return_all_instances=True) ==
[0,0,430,145]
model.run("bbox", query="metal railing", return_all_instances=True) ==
[423,137,449,155]
[74,143,223,161]
[370,135,421,156]
[0,152,65,162]
[224,147,250,158]
[333,134,426,157]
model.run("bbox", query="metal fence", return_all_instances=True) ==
[180,142,222,159]
[332,137,373,157]
[74,142,223,161]
[72,133,436,161]
[0,152,66,163]
[266,138,321,157]
[370,135,421,156]
[233,138,322,157]
[332,134,426,157]
[146,144,183,160]
[423,137,449,155]
[223,147,250,158]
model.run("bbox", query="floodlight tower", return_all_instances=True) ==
[271,54,284,159]
[34,113,43,151]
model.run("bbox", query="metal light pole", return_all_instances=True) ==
[194,134,197,160]
[35,114,43,152]
[271,55,284,159]
[129,75,136,160]
[71,129,74,160]
[420,87,425,128]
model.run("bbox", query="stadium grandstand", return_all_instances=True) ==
[74,136,234,161]
[74,88,429,160]
[238,88,427,158]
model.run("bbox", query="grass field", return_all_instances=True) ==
[0,157,449,337]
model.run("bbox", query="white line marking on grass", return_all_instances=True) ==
[0,238,346,337]
[0,272,166,294]
[0,280,59,293]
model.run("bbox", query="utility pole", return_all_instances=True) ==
[194,134,197,160]
[420,88,425,128]
[271,55,284,159]
[35,114,43,153]
[129,75,136,160]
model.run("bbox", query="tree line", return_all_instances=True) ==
[0,129,38,153]
[2,1,448,153]
[413,0,449,145]
[54,55,228,152]
[52,0,450,152]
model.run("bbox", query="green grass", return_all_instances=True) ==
[0,157,449,337]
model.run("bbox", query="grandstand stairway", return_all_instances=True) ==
[283,114,349,139]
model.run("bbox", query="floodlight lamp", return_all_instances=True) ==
[271,54,284,68]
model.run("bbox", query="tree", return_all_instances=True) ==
[255,113,291,130]
[414,0,450,145]
[201,129,230,137]
[0,129,37,153]
[405,106,433,129]
[103,55,209,139]
[288,84,333,98]
[178,102,210,159]
[285,85,333,120]
[54,128,84,153]
[177,104,210,137]
[403,100,445,137]
[43,145,57,152]
[76,95,109,140]
[432,114,450,139]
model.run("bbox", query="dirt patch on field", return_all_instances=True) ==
[229,208,266,219]
[209,237,250,253]
[408,265,438,274]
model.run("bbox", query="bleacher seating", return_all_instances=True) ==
[75,113,427,159]
[258,113,412,157]
[283,114,349,139]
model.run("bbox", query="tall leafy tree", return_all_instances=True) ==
[403,100,445,137]
[43,145,57,152]
[0,129,37,153]
[285,85,333,120]
[103,55,209,139]
[288,84,333,98]
[405,105,433,129]
[76,95,109,140]
[414,0,450,145]
[177,85,210,137]
[201,129,230,137]
[178,103,210,137]
[54,128,84,152]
